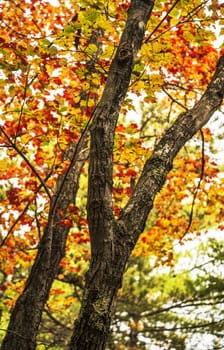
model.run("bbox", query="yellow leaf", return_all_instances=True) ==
[0,159,7,170]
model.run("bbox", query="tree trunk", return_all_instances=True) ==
[2,0,224,348]
[70,1,155,348]
[1,8,105,348]
[70,54,224,350]
[69,0,224,347]
[70,223,134,350]
[1,146,87,350]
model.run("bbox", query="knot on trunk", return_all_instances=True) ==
[117,43,132,63]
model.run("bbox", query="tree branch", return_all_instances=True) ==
[118,55,224,243]
[146,0,209,44]
[0,126,51,199]
[87,0,155,254]
[145,0,181,43]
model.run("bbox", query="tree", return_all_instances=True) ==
[108,236,224,349]
[33,236,224,350]
[0,0,224,349]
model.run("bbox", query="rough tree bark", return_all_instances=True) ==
[1,7,102,350]
[70,57,224,350]
[2,0,224,349]
[69,1,224,349]
[1,143,88,350]
[69,1,155,349]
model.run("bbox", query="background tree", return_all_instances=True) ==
[0,0,224,349]
[108,236,224,350]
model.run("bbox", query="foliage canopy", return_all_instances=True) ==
[0,0,224,349]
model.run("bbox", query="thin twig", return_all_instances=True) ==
[145,0,181,43]
[0,171,53,247]
[162,84,188,110]
[179,129,205,241]
[50,103,97,215]
[44,306,72,331]
[15,65,31,143]
[0,202,30,248]
[0,328,52,345]
[146,0,209,44]
[0,126,51,198]
[9,0,42,33]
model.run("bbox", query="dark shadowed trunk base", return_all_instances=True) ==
[70,232,132,350]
